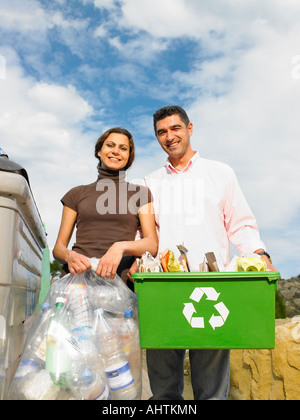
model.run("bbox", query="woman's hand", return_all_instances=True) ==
[66,250,91,275]
[53,206,92,275]
[96,242,126,280]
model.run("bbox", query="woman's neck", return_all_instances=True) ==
[97,165,126,183]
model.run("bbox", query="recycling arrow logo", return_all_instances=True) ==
[183,287,229,330]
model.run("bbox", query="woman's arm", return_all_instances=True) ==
[96,202,158,279]
[53,206,91,275]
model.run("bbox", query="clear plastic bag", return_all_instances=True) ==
[9,260,141,400]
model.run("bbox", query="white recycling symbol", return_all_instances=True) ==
[183,287,230,330]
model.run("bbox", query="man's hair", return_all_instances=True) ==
[153,106,190,134]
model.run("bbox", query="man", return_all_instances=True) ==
[143,105,276,400]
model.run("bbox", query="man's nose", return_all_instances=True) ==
[166,130,174,142]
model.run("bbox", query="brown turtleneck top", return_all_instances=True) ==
[61,167,152,281]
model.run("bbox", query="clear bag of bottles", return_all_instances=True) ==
[8,260,142,401]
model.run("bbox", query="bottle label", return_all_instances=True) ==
[35,337,47,361]
[94,384,111,401]
[72,326,93,342]
[105,363,134,391]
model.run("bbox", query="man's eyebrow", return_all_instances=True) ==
[157,124,183,134]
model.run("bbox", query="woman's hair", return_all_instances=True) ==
[95,127,135,170]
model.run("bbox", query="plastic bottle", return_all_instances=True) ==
[27,301,52,363]
[45,298,72,387]
[94,308,137,400]
[102,333,137,400]
[118,309,142,399]
[9,302,52,399]
[76,369,111,401]
[9,359,40,400]
[67,283,97,379]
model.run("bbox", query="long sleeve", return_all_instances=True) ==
[223,169,266,254]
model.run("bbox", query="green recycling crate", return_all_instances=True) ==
[133,271,280,350]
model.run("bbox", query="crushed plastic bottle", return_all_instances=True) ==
[118,309,142,399]
[67,283,97,382]
[76,369,111,400]
[27,301,52,363]
[20,369,61,400]
[102,334,137,400]
[94,309,137,400]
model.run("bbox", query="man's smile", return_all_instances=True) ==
[166,140,181,149]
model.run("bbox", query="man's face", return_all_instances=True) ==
[155,114,193,161]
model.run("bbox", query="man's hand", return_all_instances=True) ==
[127,260,138,284]
[254,249,278,271]
[260,255,278,271]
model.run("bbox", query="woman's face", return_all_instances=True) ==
[98,133,130,171]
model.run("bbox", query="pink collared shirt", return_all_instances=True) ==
[167,157,193,174]
[144,152,265,271]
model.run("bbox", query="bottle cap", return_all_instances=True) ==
[41,302,51,312]
[124,309,133,319]
[81,369,93,385]
[55,297,65,305]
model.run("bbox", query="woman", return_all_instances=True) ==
[53,127,158,287]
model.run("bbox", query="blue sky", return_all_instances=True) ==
[0,0,300,279]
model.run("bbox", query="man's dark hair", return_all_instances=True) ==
[153,106,190,134]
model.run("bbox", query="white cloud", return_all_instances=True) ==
[0,0,91,62]
[118,0,224,38]
[0,0,52,32]
[113,0,300,41]
[94,24,108,38]
[93,0,117,10]
[109,35,169,64]
[1,0,299,278]
[97,0,300,274]
[28,83,93,124]
[184,18,300,268]
[0,48,98,250]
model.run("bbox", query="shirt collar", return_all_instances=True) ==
[166,151,199,174]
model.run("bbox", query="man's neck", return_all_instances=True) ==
[169,151,197,171]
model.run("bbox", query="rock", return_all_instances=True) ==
[229,319,300,400]
[278,278,300,318]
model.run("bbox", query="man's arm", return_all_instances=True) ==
[224,170,277,271]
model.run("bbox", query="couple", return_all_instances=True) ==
[53,105,276,400]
